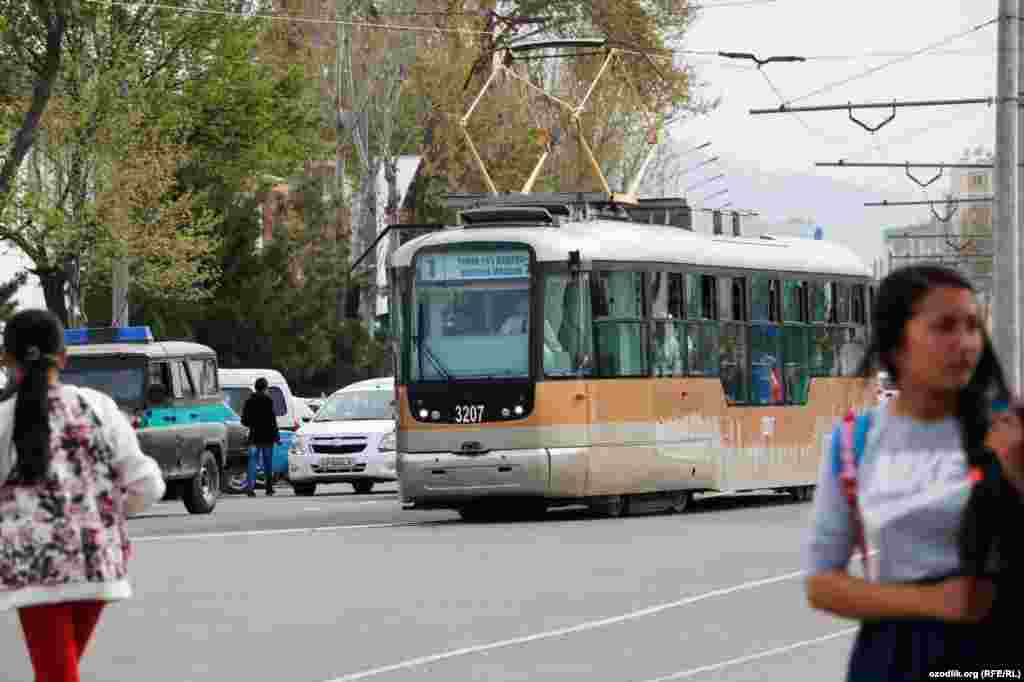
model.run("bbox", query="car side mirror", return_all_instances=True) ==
[147,384,169,405]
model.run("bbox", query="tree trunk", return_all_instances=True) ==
[0,4,67,209]
[38,268,69,327]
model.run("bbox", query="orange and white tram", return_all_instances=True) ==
[389,194,873,519]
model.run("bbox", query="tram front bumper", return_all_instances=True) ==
[398,449,549,507]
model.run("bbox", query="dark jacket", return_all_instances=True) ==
[241,391,280,446]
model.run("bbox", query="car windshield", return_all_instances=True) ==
[315,390,393,421]
[408,247,531,381]
[223,386,288,416]
[61,359,146,408]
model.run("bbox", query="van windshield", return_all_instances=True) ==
[315,390,393,422]
[223,386,288,416]
[62,358,146,408]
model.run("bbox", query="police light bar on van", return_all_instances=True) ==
[64,326,155,346]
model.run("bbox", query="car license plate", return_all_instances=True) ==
[323,456,352,470]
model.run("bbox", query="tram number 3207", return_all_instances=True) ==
[455,404,485,424]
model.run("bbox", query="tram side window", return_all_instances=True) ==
[829,282,851,324]
[809,280,831,323]
[543,272,595,377]
[809,327,840,377]
[780,280,810,404]
[751,276,773,322]
[718,276,749,404]
[649,271,685,377]
[837,325,868,377]
[749,323,783,405]
[851,284,867,325]
[592,270,647,377]
[685,274,719,376]
[782,281,806,323]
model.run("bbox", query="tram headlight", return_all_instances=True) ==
[418,408,428,419]
[514,405,524,416]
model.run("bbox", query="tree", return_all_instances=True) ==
[405,1,704,198]
[0,0,69,216]
[0,271,27,322]
[1,2,267,325]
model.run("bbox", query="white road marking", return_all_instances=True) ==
[133,521,423,543]
[324,550,877,682]
[639,628,858,681]
[323,569,808,681]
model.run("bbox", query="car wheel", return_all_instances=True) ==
[183,450,220,514]
[352,480,374,495]
[292,482,317,496]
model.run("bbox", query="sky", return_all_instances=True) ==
[2,0,1001,308]
[665,0,998,264]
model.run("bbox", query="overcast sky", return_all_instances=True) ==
[3,0,1001,308]
[669,0,998,263]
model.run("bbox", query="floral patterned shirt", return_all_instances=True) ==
[0,384,164,610]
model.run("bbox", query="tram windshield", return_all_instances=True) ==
[410,247,531,381]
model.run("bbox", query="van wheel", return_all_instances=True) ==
[352,481,374,494]
[183,451,219,514]
[161,481,181,501]
[292,482,317,496]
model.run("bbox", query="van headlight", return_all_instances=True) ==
[378,431,396,453]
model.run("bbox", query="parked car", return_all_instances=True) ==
[218,368,299,493]
[288,377,396,496]
[62,326,247,514]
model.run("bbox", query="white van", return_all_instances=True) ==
[287,376,395,496]
[218,368,300,432]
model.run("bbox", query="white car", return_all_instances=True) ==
[287,377,395,496]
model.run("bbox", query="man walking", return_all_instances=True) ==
[241,377,280,497]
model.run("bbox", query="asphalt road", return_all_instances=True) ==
[0,484,861,682]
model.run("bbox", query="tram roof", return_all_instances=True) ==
[390,219,872,279]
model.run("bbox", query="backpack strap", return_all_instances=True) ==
[832,408,874,580]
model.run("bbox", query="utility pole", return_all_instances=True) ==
[1018,0,1024,392]
[994,0,1019,390]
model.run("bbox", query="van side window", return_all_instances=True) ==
[189,359,218,396]
[149,362,172,393]
[172,361,195,399]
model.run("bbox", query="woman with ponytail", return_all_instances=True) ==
[803,265,1017,679]
[0,309,164,682]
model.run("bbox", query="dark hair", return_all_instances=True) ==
[255,377,268,392]
[3,309,65,483]
[857,264,1009,456]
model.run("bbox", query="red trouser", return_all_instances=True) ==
[17,600,106,682]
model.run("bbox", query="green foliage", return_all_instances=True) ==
[0,271,27,322]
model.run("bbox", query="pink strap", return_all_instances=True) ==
[838,408,870,580]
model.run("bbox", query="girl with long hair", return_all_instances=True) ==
[0,310,164,682]
[804,264,1018,678]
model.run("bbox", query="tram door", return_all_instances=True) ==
[542,265,594,499]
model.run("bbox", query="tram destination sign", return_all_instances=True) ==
[416,250,530,282]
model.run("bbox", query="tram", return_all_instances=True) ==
[389,192,873,519]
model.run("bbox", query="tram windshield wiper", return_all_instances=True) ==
[413,335,452,381]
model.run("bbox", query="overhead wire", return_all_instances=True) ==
[784,17,999,105]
